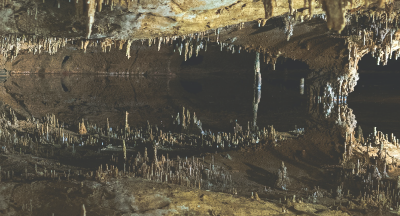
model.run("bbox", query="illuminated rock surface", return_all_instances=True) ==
[0,0,400,215]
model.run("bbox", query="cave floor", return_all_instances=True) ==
[0,71,399,215]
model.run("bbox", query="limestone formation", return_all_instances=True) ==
[372,165,382,181]
[81,204,86,216]
[79,119,87,135]
[275,161,290,190]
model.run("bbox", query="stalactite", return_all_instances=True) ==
[308,0,314,18]
[75,0,84,18]
[96,0,103,12]
[262,0,274,25]
[118,40,126,50]
[288,0,293,15]
[189,43,193,59]
[322,0,346,33]
[184,41,189,61]
[87,0,96,39]
[126,40,132,59]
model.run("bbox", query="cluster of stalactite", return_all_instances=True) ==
[41,0,122,39]
[0,35,70,60]
[0,26,251,62]
[255,50,281,71]
[0,0,399,57]
[345,4,400,68]
[0,18,338,67]
[5,8,400,69]
[138,27,253,61]
[278,10,328,42]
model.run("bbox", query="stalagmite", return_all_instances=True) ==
[81,204,86,216]
[255,192,260,201]
[83,40,89,53]
[123,140,126,161]
[373,166,382,180]
[118,40,126,50]
[79,119,87,135]
[275,161,290,190]
[125,111,129,132]
[397,176,400,189]
[107,118,110,135]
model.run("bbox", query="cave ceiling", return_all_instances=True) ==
[0,0,398,80]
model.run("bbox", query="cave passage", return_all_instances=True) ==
[2,1,400,215]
